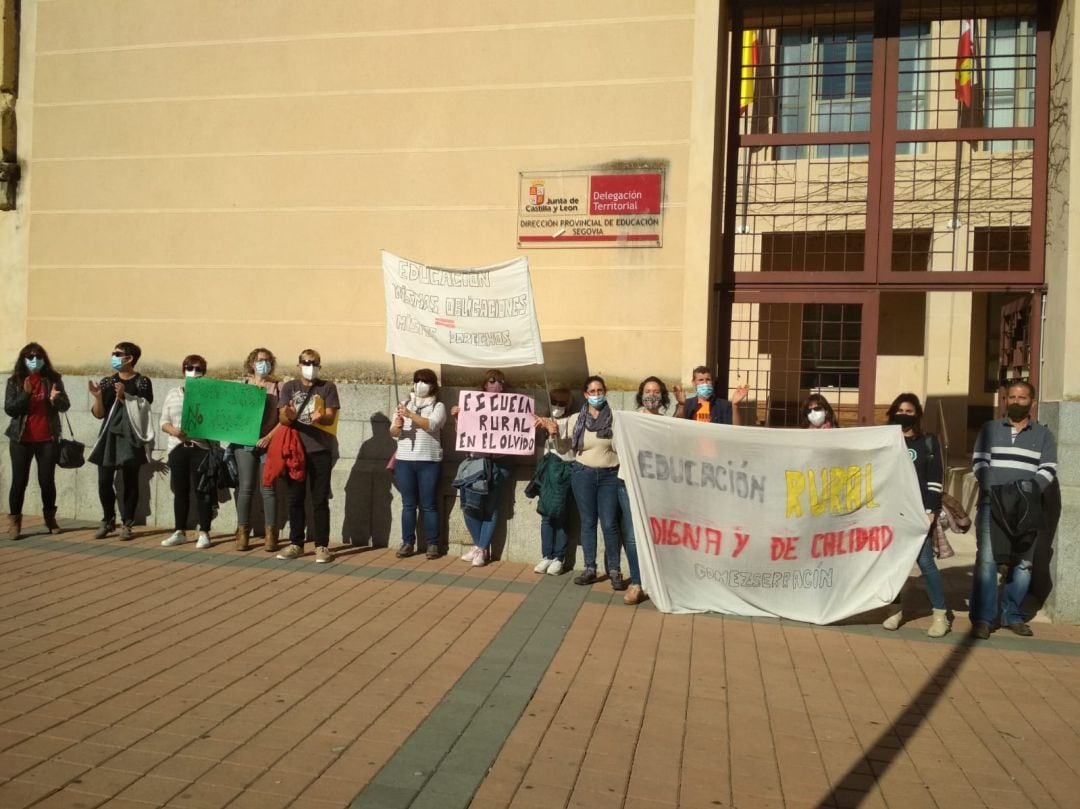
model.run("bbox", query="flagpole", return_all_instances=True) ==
[391,353,401,409]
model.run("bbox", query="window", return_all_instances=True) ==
[983,18,1036,138]
[800,303,861,389]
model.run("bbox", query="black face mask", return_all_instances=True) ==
[1006,403,1032,421]
[890,413,918,429]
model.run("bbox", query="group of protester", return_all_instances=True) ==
[4,342,1059,631]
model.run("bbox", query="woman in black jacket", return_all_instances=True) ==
[4,343,71,539]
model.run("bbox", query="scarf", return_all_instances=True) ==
[571,402,613,452]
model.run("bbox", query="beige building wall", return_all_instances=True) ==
[11,0,725,387]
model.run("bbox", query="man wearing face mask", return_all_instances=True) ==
[276,349,341,564]
[673,366,747,426]
[969,380,1058,639]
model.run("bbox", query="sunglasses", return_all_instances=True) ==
[486,377,503,385]
[807,406,824,413]
[183,365,205,373]
[111,351,130,358]
[300,359,320,367]
[25,353,43,360]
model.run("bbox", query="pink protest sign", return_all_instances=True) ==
[455,391,536,455]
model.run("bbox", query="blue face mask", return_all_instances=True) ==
[587,394,606,408]
[254,360,271,376]
[24,357,44,373]
[110,355,125,371]
[696,383,714,399]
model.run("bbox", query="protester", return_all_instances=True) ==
[970,381,1058,639]
[532,387,574,576]
[567,375,631,591]
[880,393,948,637]
[799,393,839,429]
[451,369,513,568]
[635,375,680,417]
[275,349,340,563]
[88,341,154,540]
[674,366,747,425]
[390,368,447,560]
[159,355,216,549]
[4,343,71,540]
[233,348,284,552]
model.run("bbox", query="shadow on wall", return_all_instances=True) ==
[342,412,396,547]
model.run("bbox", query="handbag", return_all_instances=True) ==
[57,414,85,469]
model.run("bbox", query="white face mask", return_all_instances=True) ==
[807,409,827,427]
[301,365,318,381]
[414,382,432,398]
[185,370,203,379]
[550,406,566,418]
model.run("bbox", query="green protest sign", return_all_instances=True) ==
[180,377,265,446]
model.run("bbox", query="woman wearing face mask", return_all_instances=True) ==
[88,341,154,540]
[390,368,447,560]
[4,343,71,540]
[232,348,284,552]
[532,387,574,576]
[636,376,676,416]
[799,394,839,429]
[158,356,217,548]
[450,369,514,567]
[881,393,948,637]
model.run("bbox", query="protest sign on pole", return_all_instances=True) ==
[382,251,545,368]
[454,391,535,455]
[180,377,265,446]
[613,413,929,624]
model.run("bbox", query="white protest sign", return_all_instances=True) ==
[382,251,545,368]
[613,413,929,624]
[455,391,535,455]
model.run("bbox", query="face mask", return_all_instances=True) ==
[185,370,203,378]
[254,360,271,376]
[696,384,714,399]
[550,406,566,419]
[301,365,318,381]
[414,382,431,398]
[641,394,662,410]
[24,357,44,373]
[890,413,918,429]
[587,395,606,408]
[110,355,124,371]
[1006,403,1031,421]
[807,410,827,427]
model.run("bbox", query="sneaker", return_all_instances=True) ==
[195,532,212,549]
[547,559,564,576]
[425,544,441,560]
[609,571,628,592]
[315,546,333,564]
[624,585,648,606]
[461,546,478,562]
[970,621,991,640]
[471,547,489,568]
[534,558,554,574]
[277,544,302,560]
[120,524,135,541]
[161,531,187,547]
[882,610,903,631]
[94,520,115,540]
[574,567,597,586]
[396,543,415,558]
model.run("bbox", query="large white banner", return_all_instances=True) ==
[382,251,545,368]
[614,413,929,624]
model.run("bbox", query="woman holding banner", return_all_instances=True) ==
[233,348,284,552]
[881,393,949,637]
[799,393,839,429]
[390,368,447,560]
[159,355,216,549]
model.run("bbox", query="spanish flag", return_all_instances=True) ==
[740,30,760,114]
[955,19,975,107]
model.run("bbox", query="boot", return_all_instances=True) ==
[4,514,21,540]
[882,609,903,631]
[235,524,251,551]
[264,524,279,553]
[927,609,950,638]
[43,508,62,535]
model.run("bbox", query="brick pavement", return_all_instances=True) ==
[1,518,1079,809]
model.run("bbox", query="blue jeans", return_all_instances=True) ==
[970,497,1032,626]
[540,512,569,562]
[234,447,277,526]
[462,459,511,551]
[915,531,945,610]
[616,479,641,586]
[570,463,620,573]
[395,459,441,546]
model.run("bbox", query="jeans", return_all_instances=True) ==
[462,459,511,551]
[287,449,333,548]
[8,440,59,515]
[540,512,569,562]
[970,496,1032,626]
[616,479,641,586]
[167,445,214,532]
[915,530,946,610]
[570,463,620,573]
[395,459,441,546]
[234,446,277,526]
[98,461,141,525]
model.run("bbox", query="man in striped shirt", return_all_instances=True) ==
[969,381,1058,639]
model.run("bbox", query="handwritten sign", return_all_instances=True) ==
[181,377,265,446]
[455,391,535,455]
[614,414,929,624]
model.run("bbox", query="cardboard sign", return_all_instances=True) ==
[181,377,265,446]
[455,391,535,455]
